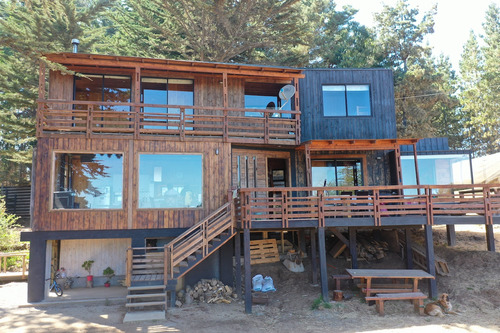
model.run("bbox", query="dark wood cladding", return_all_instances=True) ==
[299,69,397,142]
[32,137,231,231]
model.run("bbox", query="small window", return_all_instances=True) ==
[53,153,123,209]
[138,154,203,209]
[322,85,371,117]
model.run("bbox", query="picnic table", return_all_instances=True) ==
[345,268,435,315]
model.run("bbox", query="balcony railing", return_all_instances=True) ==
[36,100,300,145]
[237,184,500,228]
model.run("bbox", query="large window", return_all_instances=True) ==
[53,153,123,209]
[138,154,202,209]
[74,75,131,111]
[141,78,194,129]
[312,159,363,195]
[322,85,371,117]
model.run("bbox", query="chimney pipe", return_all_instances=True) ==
[71,39,80,53]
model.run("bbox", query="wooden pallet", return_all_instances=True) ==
[250,239,280,264]
[399,242,450,276]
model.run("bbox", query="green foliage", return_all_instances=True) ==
[311,295,332,310]
[103,266,115,283]
[82,260,94,275]
[458,4,500,156]
[0,196,21,252]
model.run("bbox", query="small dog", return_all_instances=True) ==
[424,293,458,317]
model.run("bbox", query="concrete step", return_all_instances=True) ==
[126,301,165,307]
[128,285,164,292]
[127,293,165,299]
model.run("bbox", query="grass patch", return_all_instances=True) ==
[311,295,332,310]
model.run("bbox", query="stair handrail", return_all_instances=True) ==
[165,201,234,280]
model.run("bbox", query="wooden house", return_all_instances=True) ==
[21,53,499,313]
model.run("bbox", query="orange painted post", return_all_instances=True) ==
[373,189,381,226]
[264,112,269,143]
[318,190,325,228]
[180,108,185,141]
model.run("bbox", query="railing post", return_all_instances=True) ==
[373,189,381,226]
[223,109,228,142]
[281,191,288,228]
[484,187,493,225]
[318,190,325,228]
[180,108,185,141]
[264,112,269,143]
[134,104,140,139]
[22,254,26,278]
[245,192,252,229]
[426,187,434,225]
[164,245,171,282]
[86,104,92,138]
[295,116,301,145]
[125,248,133,287]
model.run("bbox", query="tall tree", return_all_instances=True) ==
[114,0,307,64]
[308,1,379,68]
[0,0,115,185]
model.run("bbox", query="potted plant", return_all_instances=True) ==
[82,260,94,287]
[103,266,115,287]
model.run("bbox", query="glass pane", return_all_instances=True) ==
[138,154,203,209]
[346,85,371,116]
[244,95,278,117]
[322,85,346,116]
[103,75,131,111]
[74,75,102,110]
[312,160,337,195]
[53,153,123,209]
[167,79,194,115]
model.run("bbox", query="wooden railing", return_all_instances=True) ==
[0,251,29,278]
[164,201,235,281]
[238,184,500,228]
[36,100,300,145]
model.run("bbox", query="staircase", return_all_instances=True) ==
[125,201,236,313]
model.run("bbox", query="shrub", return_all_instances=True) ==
[0,196,21,252]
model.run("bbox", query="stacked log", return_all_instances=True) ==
[176,278,237,307]
[357,236,389,261]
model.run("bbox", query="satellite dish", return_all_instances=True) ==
[278,85,296,110]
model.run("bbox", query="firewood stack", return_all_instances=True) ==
[176,278,237,307]
[357,236,389,261]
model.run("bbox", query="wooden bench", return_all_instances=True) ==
[365,292,427,316]
[331,274,351,290]
[362,288,418,296]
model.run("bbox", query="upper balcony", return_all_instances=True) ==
[36,100,300,145]
[38,53,304,145]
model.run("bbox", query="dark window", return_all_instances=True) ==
[245,82,292,118]
[74,75,131,111]
[322,85,371,117]
[53,153,123,209]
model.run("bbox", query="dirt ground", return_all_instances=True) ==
[1,225,499,333]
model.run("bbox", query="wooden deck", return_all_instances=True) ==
[131,274,163,282]
[37,100,300,145]
[237,184,500,229]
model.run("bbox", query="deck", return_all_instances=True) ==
[236,184,500,229]
[36,100,300,145]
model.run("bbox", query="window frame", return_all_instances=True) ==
[73,74,132,111]
[50,150,126,211]
[137,152,204,210]
[322,84,372,117]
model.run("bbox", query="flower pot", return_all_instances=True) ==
[104,282,110,288]
[86,275,94,281]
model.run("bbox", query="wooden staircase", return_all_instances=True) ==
[125,201,236,311]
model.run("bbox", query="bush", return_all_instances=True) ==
[311,295,332,310]
[0,196,21,252]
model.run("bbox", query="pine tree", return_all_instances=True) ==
[0,0,115,185]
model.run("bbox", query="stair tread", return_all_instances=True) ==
[126,301,165,307]
[127,293,165,299]
[128,285,164,291]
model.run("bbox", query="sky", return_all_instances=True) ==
[333,0,496,71]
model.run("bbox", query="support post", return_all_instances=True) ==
[424,225,437,298]
[412,143,421,194]
[348,227,358,269]
[298,229,306,254]
[318,227,329,302]
[310,228,318,285]
[244,228,252,314]
[486,225,496,252]
[27,238,46,303]
[235,230,242,298]
[446,225,456,247]
[404,228,414,269]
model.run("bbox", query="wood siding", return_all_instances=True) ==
[59,238,130,277]
[299,69,397,141]
[32,137,231,231]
